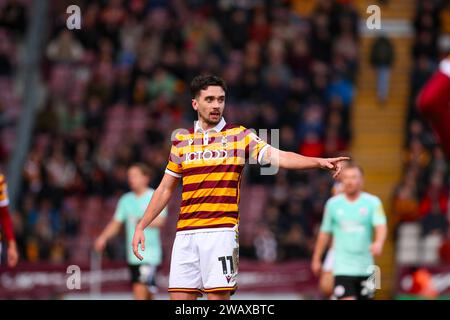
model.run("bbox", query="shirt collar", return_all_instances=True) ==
[194,117,226,133]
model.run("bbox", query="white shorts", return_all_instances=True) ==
[168,229,239,296]
[323,248,334,273]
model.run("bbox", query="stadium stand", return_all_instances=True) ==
[0,0,357,265]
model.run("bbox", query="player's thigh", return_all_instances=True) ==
[168,233,203,294]
[128,264,156,300]
[333,276,358,300]
[197,231,238,294]
[319,271,335,297]
[320,249,335,297]
[129,264,157,285]
[207,292,231,300]
[132,283,150,300]
[170,292,199,300]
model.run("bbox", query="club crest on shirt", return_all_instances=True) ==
[359,207,368,216]
[222,136,228,147]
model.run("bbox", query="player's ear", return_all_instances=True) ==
[192,98,198,111]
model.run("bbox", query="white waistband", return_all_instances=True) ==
[176,227,237,235]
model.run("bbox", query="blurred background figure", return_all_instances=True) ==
[417,57,450,161]
[370,35,395,104]
[0,172,18,268]
[94,164,167,300]
[312,164,387,300]
[316,164,347,299]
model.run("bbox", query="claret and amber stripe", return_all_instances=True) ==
[180,195,237,207]
[180,202,239,214]
[183,164,242,176]
[182,187,237,200]
[182,172,240,185]
[178,211,239,220]
[177,217,238,230]
[182,180,239,192]
[176,222,237,232]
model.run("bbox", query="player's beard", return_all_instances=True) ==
[198,109,222,126]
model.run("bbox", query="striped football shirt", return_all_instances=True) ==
[165,117,270,233]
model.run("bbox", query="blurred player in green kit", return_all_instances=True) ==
[312,163,387,300]
[95,163,167,300]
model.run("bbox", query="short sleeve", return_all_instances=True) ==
[372,197,387,226]
[113,196,127,222]
[165,141,183,178]
[320,201,333,233]
[242,127,270,165]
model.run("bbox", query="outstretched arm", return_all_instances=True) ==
[133,173,179,260]
[263,146,350,178]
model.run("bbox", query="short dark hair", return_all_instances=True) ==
[129,163,152,177]
[190,75,227,98]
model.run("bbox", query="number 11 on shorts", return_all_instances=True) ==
[218,256,234,274]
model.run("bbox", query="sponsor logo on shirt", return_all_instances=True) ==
[341,220,365,233]
[185,149,228,163]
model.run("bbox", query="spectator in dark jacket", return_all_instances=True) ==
[370,35,395,103]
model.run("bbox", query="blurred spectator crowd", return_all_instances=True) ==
[394,0,450,266]
[0,0,357,264]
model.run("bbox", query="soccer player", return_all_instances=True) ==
[94,164,167,300]
[311,164,387,300]
[0,172,18,268]
[417,57,450,160]
[132,75,349,300]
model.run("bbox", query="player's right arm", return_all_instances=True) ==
[311,232,332,276]
[311,201,333,276]
[95,194,131,252]
[133,173,179,260]
[94,219,123,253]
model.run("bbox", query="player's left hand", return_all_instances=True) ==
[370,242,383,257]
[7,241,19,268]
[132,227,145,261]
[318,157,350,178]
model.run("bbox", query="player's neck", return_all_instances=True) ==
[344,191,361,202]
[198,118,218,131]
